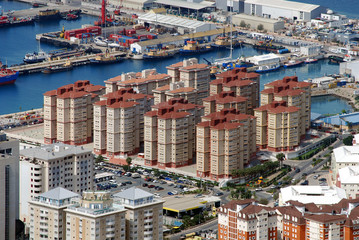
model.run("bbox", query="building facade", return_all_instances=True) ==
[144,98,204,168]
[43,80,105,145]
[152,81,200,105]
[93,88,154,157]
[28,187,79,240]
[196,108,256,180]
[0,133,19,240]
[20,143,94,225]
[114,187,164,240]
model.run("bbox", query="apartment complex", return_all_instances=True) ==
[254,76,311,152]
[218,198,359,240]
[332,145,359,179]
[20,143,94,224]
[166,58,210,102]
[202,91,248,115]
[337,166,359,199]
[104,69,171,95]
[93,88,154,157]
[113,187,164,240]
[209,68,260,114]
[0,133,19,240]
[144,98,204,168]
[152,81,199,105]
[28,187,80,240]
[65,191,127,240]
[196,108,256,180]
[43,80,106,145]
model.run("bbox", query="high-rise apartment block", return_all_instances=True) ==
[104,69,171,95]
[218,198,359,240]
[166,58,210,103]
[93,88,154,157]
[43,80,105,145]
[65,191,127,240]
[254,76,311,152]
[196,109,256,180]
[209,68,260,114]
[20,143,94,224]
[28,187,80,240]
[152,81,200,105]
[114,187,164,240]
[202,91,248,115]
[144,98,204,168]
[0,133,19,240]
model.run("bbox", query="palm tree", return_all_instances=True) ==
[276,153,285,168]
[126,157,132,166]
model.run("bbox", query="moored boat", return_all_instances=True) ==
[37,9,60,21]
[305,58,318,64]
[24,51,48,64]
[94,36,109,47]
[143,49,175,59]
[211,36,242,48]
[0,68,19,85]
[90,52,122,64]
[328,55,344,63]
[284,60,304,68]
[42,61,73,74]
[180,41,212,54]
[255,63,281,73]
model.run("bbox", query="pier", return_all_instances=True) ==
[9,51,126,74]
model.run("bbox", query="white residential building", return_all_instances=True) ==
[331,145,359,180]
[279,186,347,205]
[0,133,19,240]
[337,166,359,199]
[20,143,94,225]
[113,187,164,240]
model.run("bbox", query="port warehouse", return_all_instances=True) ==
[243,0,327,22]
[138,13,217,34]
[108,0,156,11]
[130,27,234,53]
[232,14,285,32]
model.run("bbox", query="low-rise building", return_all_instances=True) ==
[233,14,285,32]
[65,191,127,240]
[144,98,204,168]
[279,185,347,206]
[93,88,154,157]
[20,143,94,225]
[337,166,359,199]
[43,80,105,145]
[196,108,256,180]
[332,145,359,180]
[28,187,80,240]
[113,187,164,240]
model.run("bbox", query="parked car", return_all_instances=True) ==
[168,192,174,195]
[215,192,224,196]
[142,183,148,187]
[295,168,301,173]
[319,178,327,182]
[300,180,309,185]
[148,185,155,188]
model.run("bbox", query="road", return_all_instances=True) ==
[166,218,218,240]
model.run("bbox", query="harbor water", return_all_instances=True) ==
[0,0,355,115]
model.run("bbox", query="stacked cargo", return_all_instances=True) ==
[63,26,101,40]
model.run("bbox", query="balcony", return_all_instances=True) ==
[144,237,153,240]
[106,233,116,238]
[144,219,153,224]
[106,226,115,231]
[144,224,152,229]
[144,212,153,217]
[106,221,115,226]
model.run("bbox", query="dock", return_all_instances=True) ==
[10,5,81,18]
[9,51,126,74]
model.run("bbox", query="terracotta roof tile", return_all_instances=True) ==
[118,73,170,85]
[181,63,209,70]
[155,85,170,91]
[158,111,190,120]
[94,100,107,106]
[108,101,139,109]
[169,87,196,94]
[57,91,89,99]
[44,90,57,96]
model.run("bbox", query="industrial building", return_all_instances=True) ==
[233,14,285,32]
[340,60,359,81]
[138,12,217,34]
[215,0,244,13]
[154,0,215,15]
[244,0,326,22]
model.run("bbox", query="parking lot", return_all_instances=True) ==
[94,165,204,198]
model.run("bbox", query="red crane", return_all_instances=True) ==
[114,0,123,15]
[94,0,114,26]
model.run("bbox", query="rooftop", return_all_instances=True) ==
[163,194,220,213]
[333,145,359,163]
[338,166,359,184]
[155,0,215,10]
[39,187,79,201]
[244,0,321,12]
[322,112,359,126]
[113,187,154,200]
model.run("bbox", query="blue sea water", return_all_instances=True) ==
[0,0,356,114]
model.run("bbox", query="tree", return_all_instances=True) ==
[126,157,132,166]
[343,135,354,146]
[257,24,264,31]
[259,198,269,205]
[95,155,104,164]
[276,153,285,168]
[240,20,246,28]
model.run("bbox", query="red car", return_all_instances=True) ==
[148,185,155,188]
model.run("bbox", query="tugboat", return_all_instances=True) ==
[42,60,73,74]
[180,41,212,54]
[37,9,60,21]
[24,51,48,64]
[211,36,242,48]
[90,50,122,64]
[143,49,175,59]
[284,60,304,68]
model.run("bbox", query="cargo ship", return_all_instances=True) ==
[24,51,48,64]
[37,9,60,21]
[180,41,212,54]
[0,68,19,85]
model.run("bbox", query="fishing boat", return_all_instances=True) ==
[42,61,73,74]
[284,60,304,68]
[37,9,60,21]
[328,55,344,63]
[23,51,48,64]
[304,58,318,64]
[255,63,281,73]
[180,41,212,54]
[94,36,109,47]
[143,49,175,59]
[0,68,19,85]
[90,51,122,64]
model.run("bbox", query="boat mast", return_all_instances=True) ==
[229,0,233,59]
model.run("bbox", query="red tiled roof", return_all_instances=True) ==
[84,84,105,92]
[57,91,89,99]
[211,122,242,130]
[167,62,183,68]
[144,111,158,117]
[157,111,190,120]
[94,100,107,106]
[223,79,255,88]
[305,214,346,223]
[108,101,139,109]
[181,63,208,70]
[118,73,170,85]
[43,90,57,96]
[155,85,170,91]
[255,101,299,114]
[275,89,304,97]
[169,87,196,94]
